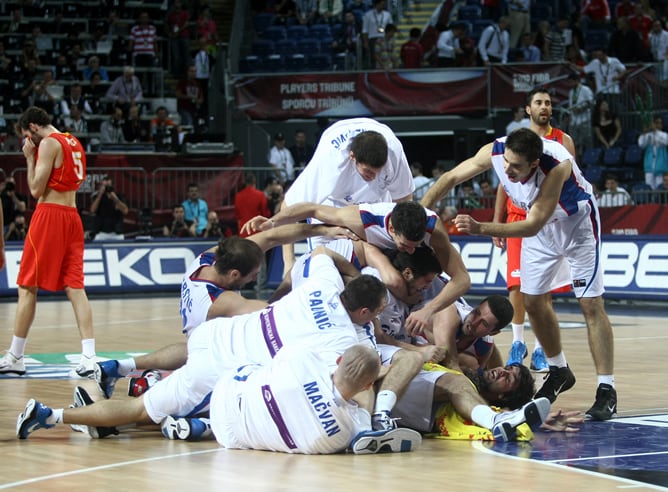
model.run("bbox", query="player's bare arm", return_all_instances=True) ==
[207,292,267,320]
[491,184,508,249]
[420,142,494,209]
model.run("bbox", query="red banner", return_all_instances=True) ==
[234,69,488,120]
[489,64,573,109]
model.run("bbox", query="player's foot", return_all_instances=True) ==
[350,428,422,454]
[161,416,212,441]
[506,341,527,366]
[492,397,551,442]
[534,365,576,403]
[128,370,162,397]
[94,360,121,399]
[74,354,97,378]
[72,386,119,438]
[585,383,617,421]
[371,410,397,431]
[530,348,549,372]
[0,351,26,376]
[17,399,54,439]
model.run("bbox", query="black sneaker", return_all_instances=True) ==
[72,386,119,438]
[585,383,617,421]
[534,365,576,403]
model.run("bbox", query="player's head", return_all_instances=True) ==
[467,364,534,410]
[388,201,427,253]
[214,236,264,288]
[333,344,381,399]
[525,86,553,127]
[15,106,52,144]
[388,247,441,293]
[349,131,388,182]
[502,128,543,182]
[340,274,388,325]
[461,295,514,338]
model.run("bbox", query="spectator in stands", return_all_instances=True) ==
[61,84,93,117]
[53,54,77,82]
[197,5,219,49]
[614,0,635,19]
[107,9,128,38]
[264,177,285,216]
[295,0,318,25]
[505,105,530,135]
[150,106,179,152]
[84,71,108,114]
[374,23,399,70]
[289,129,314,177]
[182,183,209,236]
[657,172,668,201]
[436,22,466,68]
[193,37,213,110]
[29,70,59,116]
[575,47,626,112]
[566,73,595,160]
[100,106,127,144]
[18,59,40,109]
[581,0,611,34]
[318,0,344,24]
[477,16,510,65]
[400,27,425,68]
[457,180,482,209]
[481,0,503,21]
[167,0,192,78]
[89,175,129,241]
[545,16,571,62]
[628,4,653,51]
[518,32,541,62]
[1,178,27,233]
[598,174,632,207]
[332,10,361,69]
[273,0,297,25]
[83,56,109,82]
[565,44,586,68]
[0,41,12,78]
[106,66,144,112]
[62,104,89,142]
[649,19,668,79]
[607,15,646,63]
[235,173,271,237]
[122,104,150,143]
[268,132,295,184]
[408,162,429,201]
[129,11,158,68]
[507,0,530,49]
[638,115,668,189]
[1,7,29,34]
[4,212,27,241]
[18,40,40,69]
[592,98,622,149]
[202,210,224,238]
[66,42,87,73]
[163,204,196,237]
[176,65,204,128]
[362,0,393,69]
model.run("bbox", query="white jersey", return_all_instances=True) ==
[359,202,439,249]
[284,118,414,208]
[179,251,231,337]
[210,346,367,454]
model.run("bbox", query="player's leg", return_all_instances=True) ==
[0,286,38,375]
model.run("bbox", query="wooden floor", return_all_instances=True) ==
[0,296,667,491]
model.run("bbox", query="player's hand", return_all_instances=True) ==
[240,216,272,235]
[22,136,36,159]
[321,225,360,241]
[453,214,481,235]
[540,409,584,433]
[492,236,505,249]
[420,345,446,363]
[0,247,5,271]
[405,307,432,337]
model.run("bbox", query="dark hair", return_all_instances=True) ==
[389,201,427,242]
[244,173,257,186]
[350,131,388,169]
[340,274,387,312]
[187,183,198,190]
[482,295,514,330]
[525,86,552,106]
[15,106,51,135]
[389,246,441,277]
[214,237,264,276]
[505,128,543,163]
[409,27,421,38]
[488,364,535,410]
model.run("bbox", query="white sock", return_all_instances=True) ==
[9,336,27,358]
[117,358,137,377]
[48,408,64,425]
[511,323,525,343]
[81,339,96,358]
[374,390,397,413]
[546,352,567,367]
[533,338,543,351]
[598,375,614,387]
[471,405,496,430]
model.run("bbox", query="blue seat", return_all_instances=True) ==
[307,53,333,71]
[299,37,321,55]
[585,165,603,186]
[585,30,609,50]
[458,5,481,20]
[582,148,603,167]
[319,36,334,53]
[239,55,263,73]
[632,183,653,204]
[309,24,331,39]
[275,39,298,56]
[254,12,276,34]
[285,53,307,72]
[264,25,287,41]
[252,39,275,56]
[624,144,643,167]
[264,54,285,71]
[622,128,640,147]
[603,146,624,167]
[287,25,309,40]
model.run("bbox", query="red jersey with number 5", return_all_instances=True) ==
[43,132,86,192]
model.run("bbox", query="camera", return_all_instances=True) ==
[105,185,114,193]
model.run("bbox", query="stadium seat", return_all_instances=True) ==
[254,12,275,34]
[252,39,275,56]
[623,144,643,167]
[319,37,334,53]
[264,25,287,41]
[264,54,285,72]
[299,38,321,55]
[582,148,603,167]
[585,165,603,186]
[275,39,298,56]
[632,183,653,204]
[458,6,482,20]
[239,55,263,73]
[603,146,624,167]
[309,24,331,39]
[287,25,309,40]
[584,30,609,50]
[307,53,333,71]
[622,128,640,147]
[285,53,307,72]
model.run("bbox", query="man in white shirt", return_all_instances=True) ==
[362,0,393,68]
[649,19,668,80]
[566,74,595,160]
[477,16,510,65]
[505,105,531,135]
[598,174,633,207]
[577,47,626,113]
[268,132,295,184]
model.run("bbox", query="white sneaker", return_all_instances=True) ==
[350,428,422,454]
[73,354,97,379]
[492,397,551,442]
[0,352,26,376]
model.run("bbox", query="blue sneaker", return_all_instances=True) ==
[530,348,549,372]
[17,399,54,439]
[161,416,212,441]
[492,397,551,442]
[350,427,422,454]
[94,360,121,399]
[506,341,528,366]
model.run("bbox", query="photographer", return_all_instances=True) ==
[163,204,196,238]
[5,212,27,241]
[201,210,223,238]
[1,178,27,233]
[99,106,127,144]
[90,175,129,240]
